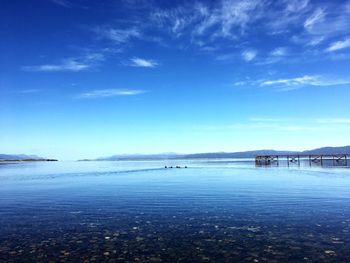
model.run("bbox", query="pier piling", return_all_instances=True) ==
[255,154,348,167]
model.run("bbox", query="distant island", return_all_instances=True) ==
[80,145,350,161]
[0,154,58,162]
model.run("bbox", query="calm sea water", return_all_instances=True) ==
[1,160,350,262]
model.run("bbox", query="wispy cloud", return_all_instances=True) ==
[249,117,286,123]
[22,53,104,72]
[266,0,310,35]
[284,0,309,13]
[227,123,316,132]
[77,89,145,99]
[261,75,350,90]
[256,47,289,64]
[326,37,350,52]
[261,75,317,87]
[23,60,89,72]
[316,118,350,124]
[304,8,325,31]
[233,75,350,91]
[88,0,350,66]
[270,47,288,57]
[241,49,257,61]
[300,2,350,41]
[198,117,330,132]
[203,0,266,38]
[95,27,141,43]
[151,0,265,40]
[129,57,158,68]
[50,0,71,8]
[17,89,41,94]
[225,116,350,132]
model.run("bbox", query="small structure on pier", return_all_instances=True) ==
[255,154,348,167]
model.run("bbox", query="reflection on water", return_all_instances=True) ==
[1,160,350,262]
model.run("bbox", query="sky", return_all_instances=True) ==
[1,0,350,160]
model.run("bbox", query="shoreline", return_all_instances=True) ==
[0,159,58,163]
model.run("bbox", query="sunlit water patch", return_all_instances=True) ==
[1,160,350,262]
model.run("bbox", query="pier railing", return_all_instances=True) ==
[255,154,348,167]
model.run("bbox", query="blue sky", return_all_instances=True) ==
[1,0,350,160]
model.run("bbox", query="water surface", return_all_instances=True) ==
[1,160,350,262]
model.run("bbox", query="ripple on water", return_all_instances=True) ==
[1,161,350,262]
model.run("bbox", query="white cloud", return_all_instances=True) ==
[233,75,350,90]
[218,0,263,36]
[261,75,317,86]
[270,47,288,56]
[18,89,41,94]
[95,27,141,43]
[129,57,158,68]
[261,75,350,86]
[50,0,71,8]
[260,75,350,90]
[77,89,145,99]
[228,122,317,132]
[151,0,265,40]
[241,49,257,61]
[307,36,324,46]
[22,53,104,72]
[230,115,350,132]
[304,8,325,31]
[232,81,248,86]
[254,47,289,65]
[316,118,350,124]
[194,0,264,38]
[284,0,309,13]
[249,117,286,123]
[23,60,89,72]
[302,2,350,39]
[267,0,310,34]
[326,38,350,52]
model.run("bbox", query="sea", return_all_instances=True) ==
[1,159,350,262]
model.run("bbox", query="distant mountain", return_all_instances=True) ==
[301,146,350,155]
[184,150,298,159]
[0,154,57,161]
[0,154,42,160]
[85,146,350,161]
[95,153,182,161]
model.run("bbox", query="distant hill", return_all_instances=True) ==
[85,145,350,161]
[0,154,57,162]
[301,146,350,155]
[184,150,298,159]
[95,153,182,161]
[0,154,42,160]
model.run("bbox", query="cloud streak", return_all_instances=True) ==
[304,8,325,31]
[224,116,350,132]
[22,53,104,72]
[23,60,90,72]
[316,118,350,124]
[326,38,350,52]
[233,75,350,91]
[50,0,72,8]
[197,116,350,133]
[77,89,145,99]
[261,75,350,90]
[241,49,257,62]
[129,57,158,68]
[95,27,141,44]
[89,0,350,67]
[270,47,288,57]
[17,89,41,94]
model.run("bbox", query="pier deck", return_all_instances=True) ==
[255,154,348,167]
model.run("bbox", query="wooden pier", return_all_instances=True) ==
[255,154,348,167]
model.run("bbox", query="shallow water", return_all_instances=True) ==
[1,160,350,262]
